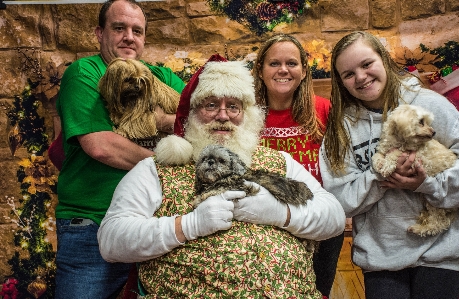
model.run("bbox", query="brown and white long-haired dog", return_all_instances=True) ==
[98,58,180,139]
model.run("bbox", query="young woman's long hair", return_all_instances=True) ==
[324,31,409,175]
[253,33,325,142]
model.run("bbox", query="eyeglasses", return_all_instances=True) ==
[199,102,241,119]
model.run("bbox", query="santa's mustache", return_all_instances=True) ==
[206,121,236,134]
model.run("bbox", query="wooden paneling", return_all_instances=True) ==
[312,78,332,100]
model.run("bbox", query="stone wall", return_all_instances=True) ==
[0,0,458,280]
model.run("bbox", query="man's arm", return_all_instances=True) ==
[78,131,153,170]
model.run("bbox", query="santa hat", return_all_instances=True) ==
[155,54,255,165]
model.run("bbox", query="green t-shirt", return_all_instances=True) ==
[55,54,185,225]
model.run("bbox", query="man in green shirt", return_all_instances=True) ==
[54,0,185,298]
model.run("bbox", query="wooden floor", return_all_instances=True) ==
[329,236,365,299]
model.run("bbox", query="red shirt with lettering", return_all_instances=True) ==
[260,95,330,185]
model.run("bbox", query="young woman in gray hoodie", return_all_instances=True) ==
[319,31,459,299]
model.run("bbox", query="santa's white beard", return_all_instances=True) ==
[184,106,265,167]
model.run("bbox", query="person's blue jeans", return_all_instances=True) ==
[55,218,132,299]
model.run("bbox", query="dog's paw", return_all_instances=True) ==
[407,224,445,237]
[244,183,260,197]
[407,216,452,237]
[371,153,385,171]
[408,204,455,237]
[379,163,396,178]
[372,154,395,177]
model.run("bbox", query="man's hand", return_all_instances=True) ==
[180,191,245,241]
[155,106,176,134]
[233,182,288,227]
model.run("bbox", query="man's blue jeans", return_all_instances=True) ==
[55,219,132,299]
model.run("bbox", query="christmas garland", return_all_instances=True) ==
[1,49,64,299]
[3,79,58,299]
[206,0,318,35]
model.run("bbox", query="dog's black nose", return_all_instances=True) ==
[432,131,436,137]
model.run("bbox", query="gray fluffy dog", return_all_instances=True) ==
[193,144,314,207]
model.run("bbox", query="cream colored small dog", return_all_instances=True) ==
[98,58,180,139]
[372,104,457,237]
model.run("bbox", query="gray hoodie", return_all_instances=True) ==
[319,77,459,272]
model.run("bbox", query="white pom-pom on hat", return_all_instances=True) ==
[154,135,193,165]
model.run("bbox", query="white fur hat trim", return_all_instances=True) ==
[154,135,193,165]
[190,60,255,108]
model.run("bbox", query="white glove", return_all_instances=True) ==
[181,191,246,241]
[233,182,287,228]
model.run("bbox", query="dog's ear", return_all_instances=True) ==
[384,105,410,139]
[136,60,153,79]
[382,113,398,138]
[99,58,125,104]
[228,149,247,175]
[98,71,110,101]
[417,106,434,126]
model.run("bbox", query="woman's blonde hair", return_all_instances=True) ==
[324,31,409,175]
[253,33,325,142]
